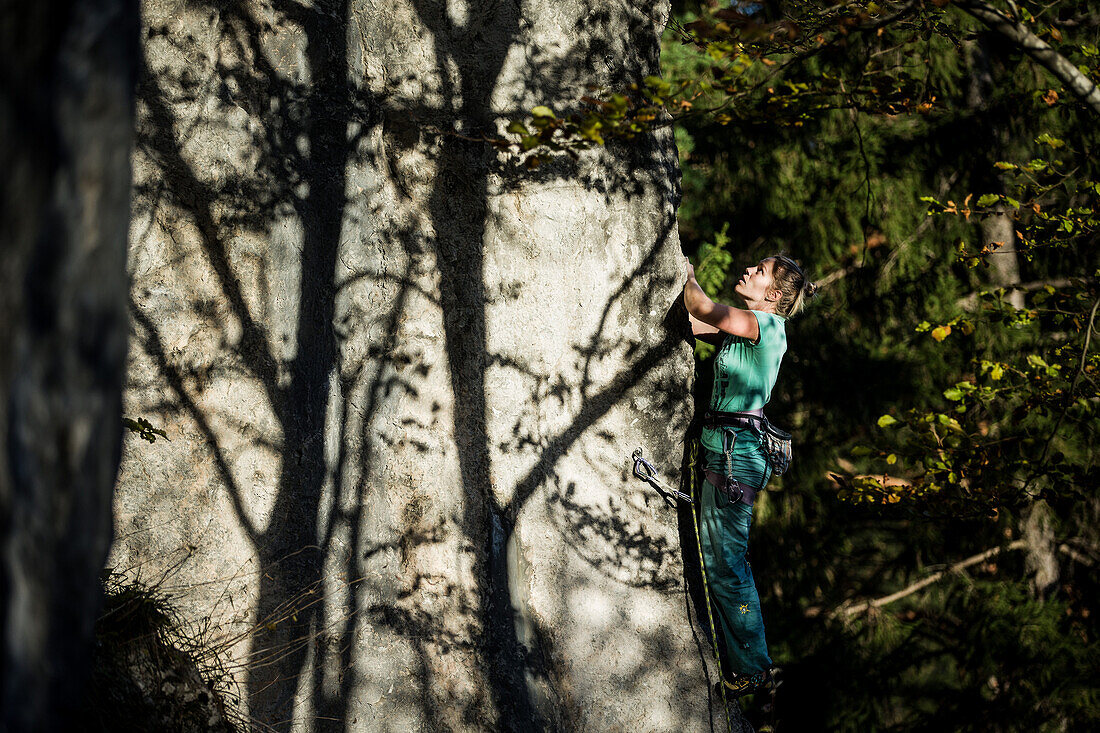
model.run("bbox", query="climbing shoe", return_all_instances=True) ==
[717,668,773,699]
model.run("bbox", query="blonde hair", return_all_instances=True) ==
[769,254,817,317]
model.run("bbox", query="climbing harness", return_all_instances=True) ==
[704,409,793,477]
[703,469,758,506]
[631,448,694,505]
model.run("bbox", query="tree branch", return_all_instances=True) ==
[829,539,1029,618]
[956,277,1098,309]
[955,0,1100,117]
[1059,542,1096,567]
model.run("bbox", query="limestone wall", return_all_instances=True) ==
[114,1,702,729]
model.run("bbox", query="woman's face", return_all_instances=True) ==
[734,258,777,307]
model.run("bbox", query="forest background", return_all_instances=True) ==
[638,0,1099,729]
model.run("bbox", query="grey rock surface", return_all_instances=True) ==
[114,0,705,729]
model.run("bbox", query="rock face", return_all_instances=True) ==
[114,0,702,729]
[0,1,137,731]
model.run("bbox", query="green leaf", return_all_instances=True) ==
[1036,132,1065,148]
[579,117,604,145]
[943,387,964,401]
[878,414,898,428]
[643,75,672,97]
[531,105,555,118]
[976,193,1000,207]
[506,120,528,136]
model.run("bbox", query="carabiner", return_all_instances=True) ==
[631,448,693,504]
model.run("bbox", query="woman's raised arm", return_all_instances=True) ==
[683,259,760,341]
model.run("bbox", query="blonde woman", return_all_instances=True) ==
[683,254,815,697]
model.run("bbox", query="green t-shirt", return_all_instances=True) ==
[701,310,787,457]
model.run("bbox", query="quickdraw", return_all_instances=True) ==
[631,448,693,505]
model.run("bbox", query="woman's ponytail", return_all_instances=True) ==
[770,254,816,317]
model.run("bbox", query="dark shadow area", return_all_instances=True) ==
[1,1,138,730]
[246,1,349,724]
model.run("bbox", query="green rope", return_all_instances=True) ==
[689,441,733,731]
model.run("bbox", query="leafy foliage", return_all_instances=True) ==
[844,134,1100,517]
[690,222,735,359]
[654,1,1100,729]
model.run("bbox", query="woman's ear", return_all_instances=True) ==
[766,288,782,303]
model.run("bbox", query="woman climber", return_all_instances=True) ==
[682,253,815,699]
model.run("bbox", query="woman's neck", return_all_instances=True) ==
[740,297,777,314]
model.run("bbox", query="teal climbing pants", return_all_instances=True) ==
[699,444,773,677]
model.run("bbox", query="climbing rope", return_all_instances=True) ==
[688,441,734,732]
[630,444,732,731]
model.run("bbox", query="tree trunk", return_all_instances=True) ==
[966,36,1058,596]
[1022,500,1059,598]
[965,35,1025,310]
[0,0,136,729]
[115,0,704,729]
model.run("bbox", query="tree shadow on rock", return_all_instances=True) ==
[127,1,696,731]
